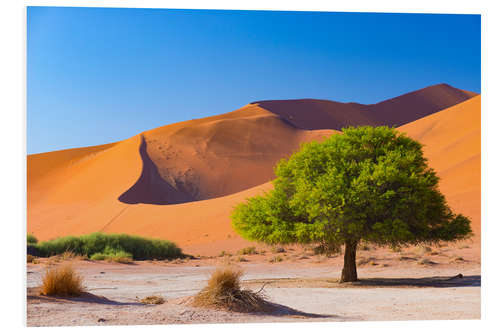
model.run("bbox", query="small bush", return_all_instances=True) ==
[140,296,165,304]
[237,256,249,262]
[237,247,257,255]
[27,254,37,263]
[27,234,38,244]
[40,264,84,297]
[193,266,269,312]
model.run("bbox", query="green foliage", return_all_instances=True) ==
[32,232,183,260]
[90,247,133,262]
[232,126,472,248]
[27,234,38,244]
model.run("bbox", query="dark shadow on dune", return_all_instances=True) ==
[27,289,144,306]
[119,136,193,205]
[349,274,481,288]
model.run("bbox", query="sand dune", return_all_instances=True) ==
[27,85,480,254]
[254,83,476,130]
[399,95,481,235]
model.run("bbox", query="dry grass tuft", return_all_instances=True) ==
[268,255,283,263]
[27,254,37,264]
[40,264,84,297]
[237,247,257,255]
[193,266,270,312]
[271,246,286,254]
[415,245,432,256]
[140,295,165,304]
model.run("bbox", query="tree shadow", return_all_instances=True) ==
[350,274,481,288]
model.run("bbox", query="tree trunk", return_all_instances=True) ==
[340,240,358,283]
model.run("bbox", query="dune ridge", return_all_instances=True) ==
[254,83,476,130]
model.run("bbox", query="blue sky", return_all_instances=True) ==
[27,7,480,154]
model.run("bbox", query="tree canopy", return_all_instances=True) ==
[231,126,472,282]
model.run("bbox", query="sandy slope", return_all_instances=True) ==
[27,85,480,255]
[27,105,334,248]
[399,95,481,236]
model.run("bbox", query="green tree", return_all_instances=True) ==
[232,126,472,282]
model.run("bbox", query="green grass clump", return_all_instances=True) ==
[33,233,183,261]
[90,249,133,263]
[27,234,38,244]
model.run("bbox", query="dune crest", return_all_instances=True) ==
[254,83,476,130]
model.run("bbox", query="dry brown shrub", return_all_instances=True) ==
[192,266,269,312]
[27,254,37,263]
[140,295,165,304]
[40,264,84,297]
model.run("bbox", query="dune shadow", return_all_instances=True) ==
[118,136,193,205]
[352,274,481,288]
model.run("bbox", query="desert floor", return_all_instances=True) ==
[27,240,480,326]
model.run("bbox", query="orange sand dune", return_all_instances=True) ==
[254,83,476,130]
[27,86,479,255]
[399,95,481,236]
[28,105,334,248]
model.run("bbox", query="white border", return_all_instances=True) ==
[1,0,498,332]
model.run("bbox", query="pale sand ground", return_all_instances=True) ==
[27,241,480,326]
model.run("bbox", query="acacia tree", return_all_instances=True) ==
[232,126,471,282]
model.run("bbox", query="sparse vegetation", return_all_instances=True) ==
[31,232,183,260]
[271,246,286,254]
[313,242,341,256]
[415,245,432,256]
[390,245,402,252]
[237,247,257,255]
[40,264,84,297]
[268,255,283,263]
[360,244,371,251]
[140,296,165,304]
[237,256,249,262]
[193,266,269,312]
[27,234,38,244]
[219,251,232,257]
[27,254,38,263]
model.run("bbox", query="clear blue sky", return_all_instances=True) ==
[27,7,480,154]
